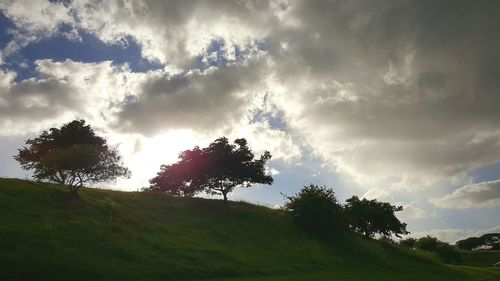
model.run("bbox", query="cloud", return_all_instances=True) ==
[0,59,143,135]
[431,180,500,209]
[268,0,500,190]
[116,58,269,135]
[398,203,438,221]
[1,0,278,68]
[363,188,394,202]
[0,68,79,134]
[362,189,438,221]
[229,120,302,163]
[70,0,277,67]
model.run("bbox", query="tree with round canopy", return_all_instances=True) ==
[15,120,130,195]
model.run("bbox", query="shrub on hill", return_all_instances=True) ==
[415,236,439,251]
[399,237,417,249]
[415,236,462,264]
[283,184,348,239]
[435,243,463,264]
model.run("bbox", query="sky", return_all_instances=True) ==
[0,0,499,243]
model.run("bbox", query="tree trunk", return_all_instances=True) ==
[68,185,81,199]
[222,191,228,202]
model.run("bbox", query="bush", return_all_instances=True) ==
[415,236,462,264]
[283,184,347,239]
[435,243,462,264]
[415,236,439,252]
[399,237,417,248]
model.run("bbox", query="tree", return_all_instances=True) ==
[148,137,273,202]
[345,196,409,238]
[456,236,483,251]
[456,233,500,251]
[14,120,130,194]
[146,147,206,197]
[282,185,347,239]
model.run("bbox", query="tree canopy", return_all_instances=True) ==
[345,196,408,238]
[15,120,130,194]
[148,137,273,201]
[283,184,347,239]
[456,233,500,251]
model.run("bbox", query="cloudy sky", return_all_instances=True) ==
[1,0,499,243]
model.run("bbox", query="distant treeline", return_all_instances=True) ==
[456,233,500,251]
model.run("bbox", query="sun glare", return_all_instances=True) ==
[114,130,201,190]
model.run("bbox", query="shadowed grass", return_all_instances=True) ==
[0,178,499,280]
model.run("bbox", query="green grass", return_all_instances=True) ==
[461,250,500,267]
[0,178,499,281]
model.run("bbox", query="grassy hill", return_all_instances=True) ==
[0,178,499,281]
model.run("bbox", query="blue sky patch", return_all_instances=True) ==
[0,11,14,50]
[471,162,500,183]
[0,12,163,81]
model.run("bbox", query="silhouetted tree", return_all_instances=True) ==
[456,233,500,251]
[149,137,273,202]
[14,120,130,195]
[283,184,347,239]
[345,196,409,238]
[147,147,206,197]
[456,237,483,251]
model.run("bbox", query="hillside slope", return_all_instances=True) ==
[0,178,498,281]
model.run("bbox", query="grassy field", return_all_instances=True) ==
[461,250,500,267]
[0,178,499,281]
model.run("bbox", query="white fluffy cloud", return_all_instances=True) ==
[71,0,276,67]
[0,59,145,135]
[432,180,500,209]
